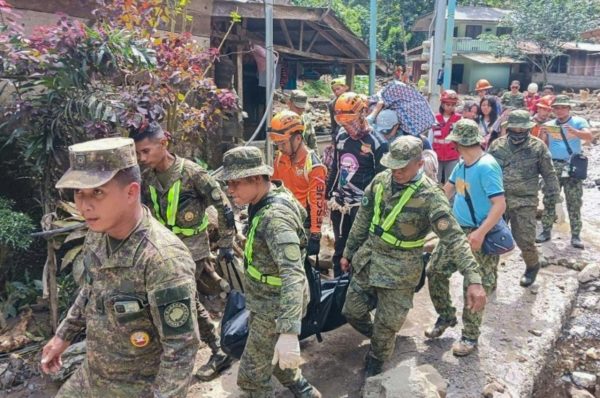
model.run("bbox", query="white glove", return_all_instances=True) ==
[555,198,566,224]
[271,333,301,369]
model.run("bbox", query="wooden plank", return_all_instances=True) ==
[47,243,58,332]
[279,19,294,49]
[305,21,367,73]
[306,31,321,53]
[273,44,365,64]
[212,0,322,21]
[299,21,304,51]
[346,64,355,90]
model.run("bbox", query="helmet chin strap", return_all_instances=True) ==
[289,134,302,161]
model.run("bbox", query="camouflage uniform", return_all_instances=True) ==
[54,138,200,397]
[427,119,500,342]
[341,136,481,365]
[220,147,317,398]
[289,90,318,150]
[488,110,559,271]
[141,155,235,352]
[501,91,525,109]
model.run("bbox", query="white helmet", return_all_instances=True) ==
[527,83,539,94]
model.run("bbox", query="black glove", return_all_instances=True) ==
[218,247,235,262]
[307,233,321,256]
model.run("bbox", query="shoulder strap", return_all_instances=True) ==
[462,165,479,227]
[556,120,573,155]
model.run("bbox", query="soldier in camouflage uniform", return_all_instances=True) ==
[287,89,318,151]
[220,146,321,398]
[537,95,593,249]
[501,80,526,109]
[133,123,235,380]
[425,119,506,356]
[488,110,560,286]
[340,136,486,377]
[40,137,200,397]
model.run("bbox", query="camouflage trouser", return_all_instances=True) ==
[427,231,498,341]
[506,205,539,268]
[342,267,413,362]
[57,361,152,397]
[541,160,583,235]
[237,312,302,397]
[195,258,218,347]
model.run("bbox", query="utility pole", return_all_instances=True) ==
[368,0,377,95]
[265,0,274,164]
[429,0,446,110]
[443,0,456,89]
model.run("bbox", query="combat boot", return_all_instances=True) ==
[535,229,552,243]
[287,377,322,398]
[571,235,584,249]
[364,354,384,378]
[424,316,457,339]
[195,341,233,381]
[519,265,540,287]
[452,337,477,357]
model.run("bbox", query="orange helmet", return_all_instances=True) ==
[441,89,459,104]
[269,110,304,142]
[334,92,366,124]
[536,95,555,110]
[475,79,493,92]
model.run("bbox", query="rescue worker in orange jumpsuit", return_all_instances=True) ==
[270,111,328,257]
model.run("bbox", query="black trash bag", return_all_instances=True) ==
[221,259,350,359]
[220,289,250,359]
[414,252,431,293]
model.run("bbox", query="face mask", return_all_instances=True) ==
[344,118,368,140]
[507,130,529,145]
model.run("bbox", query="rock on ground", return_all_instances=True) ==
[578,264,600,284]
[362,364,447,398]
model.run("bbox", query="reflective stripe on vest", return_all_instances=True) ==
[148,161,209,237]
[243,206,282,287]
[369,176,426,249]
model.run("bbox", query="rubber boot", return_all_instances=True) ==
[364,353,384,378]
[571,235,584,249]
[520,265,540,287]
[424,316,458,339]
[535,229,551,243]
[287,377,322,398]
[195,341,233,381]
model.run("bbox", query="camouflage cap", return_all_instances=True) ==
[551,94,574,108]
[289,89,308,109]
[446,119,485,146]
[220,146,273,181]
[380,135,423,169]
[55,137,137,189]
[506,109,535,129]
[331,77,347,88]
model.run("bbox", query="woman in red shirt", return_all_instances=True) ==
[432,90,461,183]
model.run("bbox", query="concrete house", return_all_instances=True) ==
[407,6,519,93]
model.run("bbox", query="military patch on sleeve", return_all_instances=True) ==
[283,245,301,261]
[437,218,450,231]
[211,188,222,201]
[163,302,191,328]
[361,196,369,206]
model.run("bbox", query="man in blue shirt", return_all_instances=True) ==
[537,95,593,249]
[426,119,506,357]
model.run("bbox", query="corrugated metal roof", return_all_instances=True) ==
[460,53,522,64]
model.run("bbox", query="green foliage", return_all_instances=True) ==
[302,78,332,97]
[0,273,42,327]
[483,0,597,83]
[0,197,34,251]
